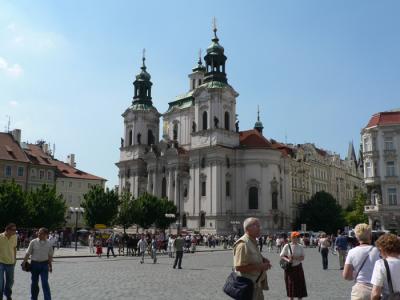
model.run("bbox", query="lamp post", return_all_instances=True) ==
[69,207,84,251]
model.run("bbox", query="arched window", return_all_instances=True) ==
[161,177,167,198]
[173,123,178,140]
[249,187,259,209]
[272,192,278,210]
[182,214,187,228]
[147,129,154,145]
[192,79,195,89]
[201,157,206,169]
[129,130,133,146]
[200,212,206,227]
[202,111,208,130]
[224,111,230,130]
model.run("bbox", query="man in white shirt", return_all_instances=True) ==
[137,235,148,264]
[23,228,53,300]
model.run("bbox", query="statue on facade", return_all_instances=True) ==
[192,121,196,133]
[137,133,141,144]
[214,116,219,128]
[235,120,239,132]
[120,138,124,147]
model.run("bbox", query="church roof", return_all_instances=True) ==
[239,129,272,149]
[365,110,400,128]
[51,159,106,181]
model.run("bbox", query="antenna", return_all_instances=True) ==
[285,130,288,144]
[212,17,217,32]
[5,115,11,132]
[53,143,56,158]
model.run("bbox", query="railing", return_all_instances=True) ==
[364,205,380,212]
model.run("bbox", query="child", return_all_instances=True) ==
[96,240,103,258]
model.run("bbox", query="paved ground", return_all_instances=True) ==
[12,247,352,300]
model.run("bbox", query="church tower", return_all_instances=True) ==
[117,52,161,197]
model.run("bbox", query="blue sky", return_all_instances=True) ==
[1,1,399,188]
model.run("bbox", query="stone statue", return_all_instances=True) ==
[137,133,141,144]
[214,116,219,128]
[192,121,196,133]
[235,120,239,132]
[120,138,124,147]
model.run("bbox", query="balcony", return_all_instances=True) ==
[364,176,380,185]
[363,150,379,158]
[384,149,397,159]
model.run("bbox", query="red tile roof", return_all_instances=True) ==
[366,111,400,128]
[239,130,272,149]
[24,144,54,166]
[270,140,294,157]
[50,159,106,181]
[0,132,30,162]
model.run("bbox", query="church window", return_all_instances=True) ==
[201,157,206,169]
[192,79,195,89]
[272,191,278,210]
[161,177,167,198]
[173,123,178,140]
[249,187,258,209]
[198,79,202,86]
[129,130,133,146]
[183,186,188,198]
[226,181,231,197]
[182,214,187,227]
[202,111,208,130]
[224,112,230,130]
[200,212,206,227]
[201,181,206,196]
[147,129,154,145]
[226,157,230,169]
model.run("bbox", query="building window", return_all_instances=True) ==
[226,157,230,169]
[226,181,230,197]
[200,212,206,227]
[161,177,167,198]
[129,130,133,146]
[69,182,73,188]
[364,137,371,152]
[182,214,187,227]
[224,111,230,130]
[192,79,195,89]
[47,171,52,180]
[386,161,395,177]
[198,79,202,86]
[201,157,206,169]
[388,188,397,205]
[201,181,206,197]
[39,170,44,179]
[365,162,372,178]
[384,137,394,150]
[17,166,24,177]
[148,129,154,145]
[5,166,12,177]
[202,111,208,130]
[249,186,258,209]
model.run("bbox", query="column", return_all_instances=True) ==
[147,171,152,193]
[168,169,173,201]
[152,172,156,195]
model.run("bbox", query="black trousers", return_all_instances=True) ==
[173,251,183,268]
[107,246,116,257]
[321,248,329,269]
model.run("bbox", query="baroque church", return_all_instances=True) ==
[116,27,291,234]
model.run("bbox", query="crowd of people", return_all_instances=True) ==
[1,221,400,300]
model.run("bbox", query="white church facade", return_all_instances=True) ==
[116,27,292,234]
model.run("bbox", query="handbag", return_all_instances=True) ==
[21,260,31,272]
[223,271,263,300]
[280,243,292,270]
[383,259,400,300]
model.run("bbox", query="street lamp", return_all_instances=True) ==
[69,207,84,251]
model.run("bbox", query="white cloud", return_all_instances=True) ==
[9,100,19,107]
[0,56,23,78]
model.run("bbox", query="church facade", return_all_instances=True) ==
[116,27,292,234]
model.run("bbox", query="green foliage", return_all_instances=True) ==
[154,198,177,230]
[132,193,160,229]
[344,191,368,227]
[0,180,28,228]
[294,191,345,234]
[115,192,138,230]
[81,185,120,227]
[25,184,66,230]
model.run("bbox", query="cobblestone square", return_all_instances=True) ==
[12,247,353,299]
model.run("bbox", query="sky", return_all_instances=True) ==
[1,1,400,188]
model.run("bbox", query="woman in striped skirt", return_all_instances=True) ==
[280,231,308,299]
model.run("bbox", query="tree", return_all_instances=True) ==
[26,184,66,230]
[81,185,119,227]
[133,193,160,229]
[0,180,28,228]
[294,191,345,234]
[154,198,177,231]
[115,192,138,233]
[344,191,368,227]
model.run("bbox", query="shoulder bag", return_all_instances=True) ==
[353,246,374,282]
[279,243,293,270]
[223,270,263,300]
[383,259,400,300]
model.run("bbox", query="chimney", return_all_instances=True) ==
[66,154,76,167]
[42,143,49,154]
[11,129,21,144]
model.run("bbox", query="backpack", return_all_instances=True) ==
[383,259,400,300]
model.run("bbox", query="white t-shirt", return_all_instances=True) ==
[280,243,304,267]
[371,257,400,297]
[345,245,380,284]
